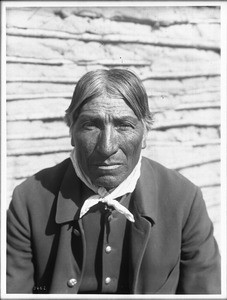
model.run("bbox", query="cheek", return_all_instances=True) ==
[73,131,98,156]
[121,132,144,157]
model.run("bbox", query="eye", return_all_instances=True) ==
[81,121,97,130]
[116,121,135,130]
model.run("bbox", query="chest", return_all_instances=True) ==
[79,197,131,293]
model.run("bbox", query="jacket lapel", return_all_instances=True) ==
[55,161,82,224]
[55,161,94,224]
[129,158,158,293]
[129,210,151,293]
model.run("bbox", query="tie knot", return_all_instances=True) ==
[98,187,109,198]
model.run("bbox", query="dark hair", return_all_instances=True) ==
[64,68,153,131]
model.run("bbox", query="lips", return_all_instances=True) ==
[91,162,123,170]
[96,165,121,170]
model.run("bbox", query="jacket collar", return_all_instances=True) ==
[55,157,158,224]
[132,157,158,225]
[55,161,83,224]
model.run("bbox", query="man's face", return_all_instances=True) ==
[71,96,146,190]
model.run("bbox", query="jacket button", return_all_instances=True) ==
[105,245,112,253]
[67,278,77,287]
[105,277,111,284]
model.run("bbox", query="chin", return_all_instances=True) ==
[93,175,124,190]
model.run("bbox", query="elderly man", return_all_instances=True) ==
[7,69,220,294]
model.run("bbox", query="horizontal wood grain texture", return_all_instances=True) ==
[5,6,221,246]
[6,97,220,121]
[6,36,220,64]
[7,28,220,51]
[6,6,220,26]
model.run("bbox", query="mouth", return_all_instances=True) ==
[96,165,121,170]
[92,163,123,171]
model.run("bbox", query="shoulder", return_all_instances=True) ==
[10,158,72,208]
[141,156,198,195]
[140,157,201,223]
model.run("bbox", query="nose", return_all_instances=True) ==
[96,125,118,157]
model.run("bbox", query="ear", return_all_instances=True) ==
[70,127,75,147]
[142,137,147,149]
[142,127,147,149]
[71,137,75,147]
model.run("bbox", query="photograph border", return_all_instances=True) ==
[1,1,226,299]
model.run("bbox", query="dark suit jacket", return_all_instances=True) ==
[7,157,221,294]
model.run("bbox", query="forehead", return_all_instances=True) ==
[78,96,137,118]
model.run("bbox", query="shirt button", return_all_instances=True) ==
[105,277,111,284]
[105,245,112,253]
[67,278,77,287]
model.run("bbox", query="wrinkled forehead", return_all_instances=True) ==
[74,90,139,121]
[77,96,138,119]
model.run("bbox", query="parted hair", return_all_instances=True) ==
[64,68,153,131]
